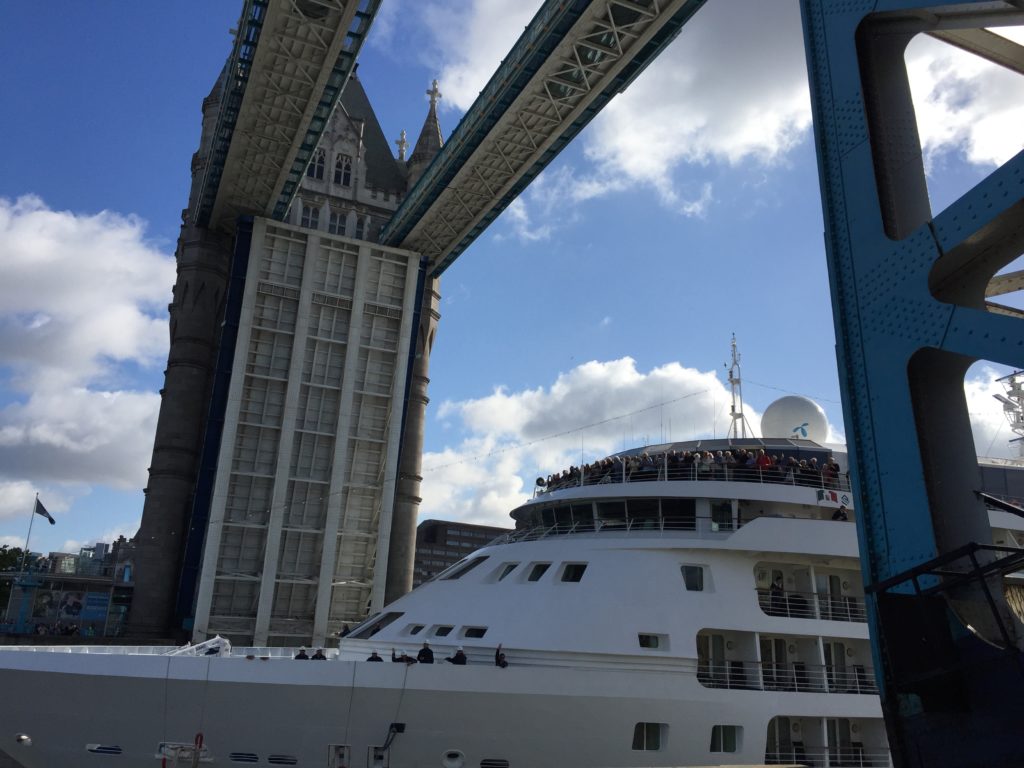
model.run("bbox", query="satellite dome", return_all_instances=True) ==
[760,395,828,442]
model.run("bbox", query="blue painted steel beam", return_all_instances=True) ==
[801,2,1024,765]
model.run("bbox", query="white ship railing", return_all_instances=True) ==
[537,459,853,496]
[697,660,879,694]
[491,510,853,546]
[756,588,868,623]
[765,746,891,767]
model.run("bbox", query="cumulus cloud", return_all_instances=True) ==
[907,29,1024,169]
[422,357,775,527]
[0,196,174,494]
[412,2,1020,237]
[420,358,1014,527]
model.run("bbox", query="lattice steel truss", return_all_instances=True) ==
[801,2,1024,766]
[381,0,708,275]
[195,0,380,233]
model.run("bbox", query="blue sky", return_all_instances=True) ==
[1,1,1021,552]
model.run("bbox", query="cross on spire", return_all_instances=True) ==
[395,129,408,161]
[427,79,442,108]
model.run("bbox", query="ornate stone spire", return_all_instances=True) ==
[406,79,444,189]
[395,129,408,161]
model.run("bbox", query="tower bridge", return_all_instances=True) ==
[130,1,1024,763]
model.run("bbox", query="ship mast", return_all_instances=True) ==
[994,370,1024,462]
[727,334,754,440]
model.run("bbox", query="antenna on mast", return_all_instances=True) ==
[727,334,754,440]
[994,370,1024,462]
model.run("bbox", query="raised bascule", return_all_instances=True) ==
[128,1,1024,764]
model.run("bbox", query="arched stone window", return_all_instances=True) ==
[306,149,325,180]
[334,154,352,186]
[301,203,319,229]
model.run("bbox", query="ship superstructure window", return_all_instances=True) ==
[228,754,259,763]
[710,725,741,753]
[527,563,551,581]
[408,624,425,636]
[496,563,518,581]
[443,555,489,580]
[560,563,587,582]
[268,756,298,765]
[681,565,705,591]
[711,500,734,531]
[307,149,325,179]
[86,745,123,755]
[632,722,664,751]
[334,154,352,186]
[435,625,454,637]
[350,611,404,639]
[300,203,319,229]
[638,633,666,649]
[463,626,488,638]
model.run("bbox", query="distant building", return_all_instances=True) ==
[413,519,511,587]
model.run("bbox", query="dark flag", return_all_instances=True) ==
[34,498,55,525]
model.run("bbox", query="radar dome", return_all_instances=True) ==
[760,396,829,442]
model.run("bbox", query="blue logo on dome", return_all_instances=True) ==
[792,422,809,438]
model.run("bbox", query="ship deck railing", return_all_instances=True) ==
[697,660,878,695]
[493,509,854,545]
[756,589,867,623]
[536,462,853,497]
[766,746,892,767]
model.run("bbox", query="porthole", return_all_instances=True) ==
[441,749,466,768]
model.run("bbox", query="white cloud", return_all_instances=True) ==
[907,30,1024,169]
[0,196,174,491]
[422,357,783,527]
[966,366,1020,460]
[419,0,536,113]
[413,3,1020,237]
[421,358,1013,528]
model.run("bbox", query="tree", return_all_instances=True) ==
[0,546,33,620]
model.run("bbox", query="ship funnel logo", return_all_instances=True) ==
[792,422,809,438]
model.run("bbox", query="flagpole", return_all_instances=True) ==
[19,493,38,574]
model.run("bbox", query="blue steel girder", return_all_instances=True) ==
[194,0,382,233]
[380,0,708,276]
[802,2,1024,765]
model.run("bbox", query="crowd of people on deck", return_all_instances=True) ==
[538,449,846,492]
[296,640,511,667]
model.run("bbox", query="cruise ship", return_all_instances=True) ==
[4,398,1022,767]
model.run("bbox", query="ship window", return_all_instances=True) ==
[710,725,741,753]
[632,722,664,751]
[682,565,705,591]
[443,555,489,580]
[561,563,587,582]
[597,500,626,527]
[662,498,697,530]
[463,626,487,638]
[228,754,259,763]
[527,563,551,581]
[497,563,518,581]
[435,625,454,637]
[350,611,404,639]
[480,760,510,768]
[638,633,665,649]
[408,624,425,636]
[268,756,298,765]
[711,500,734,531]
[86,745,124,755]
